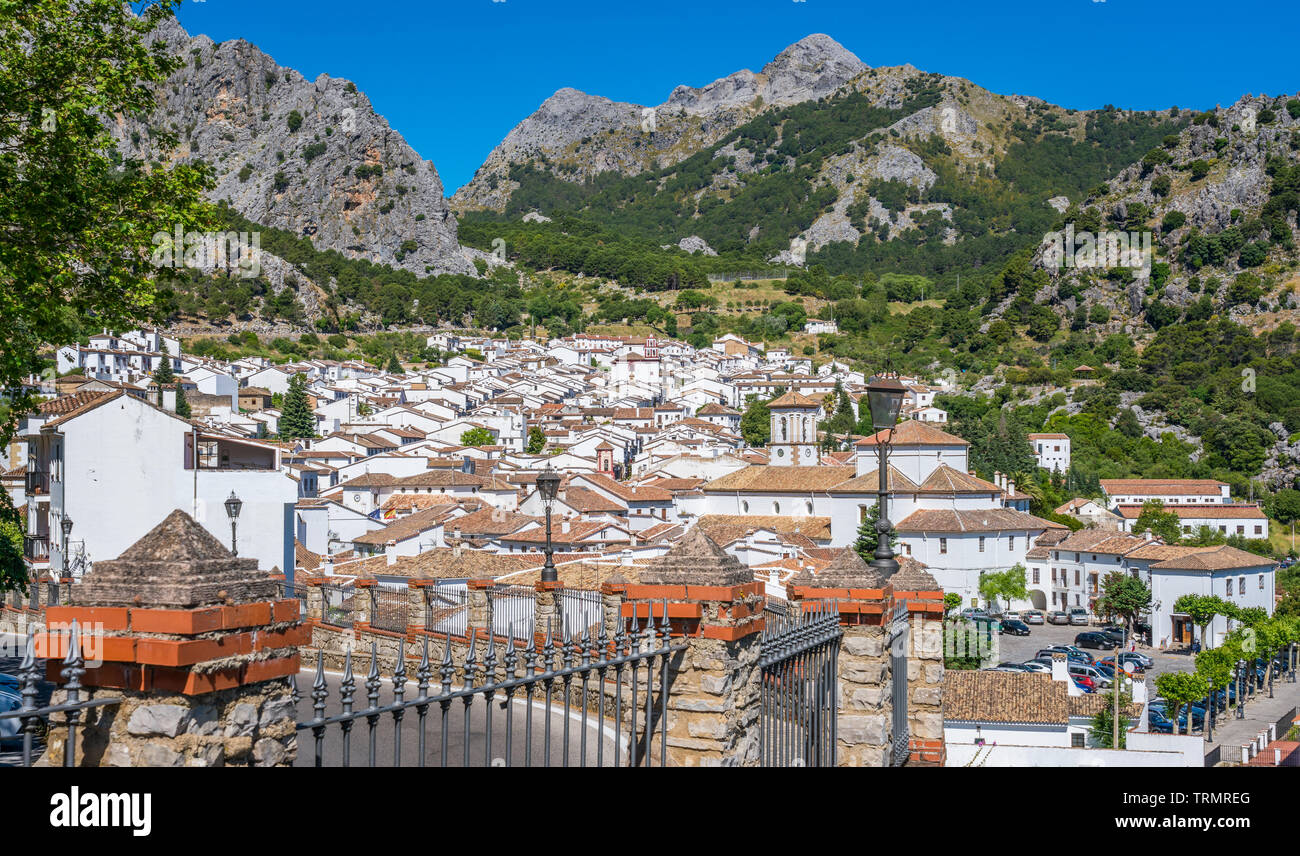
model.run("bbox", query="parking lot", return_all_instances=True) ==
[991,620,1197,681]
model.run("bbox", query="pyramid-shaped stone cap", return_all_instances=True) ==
[75,510,276,609]
[791,547,884,590]
[890,559,941,592]
[639,526,753,587]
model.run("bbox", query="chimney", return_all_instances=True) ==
[561,519,570,534]
[385,540,398,566]
[453,526,462,541]
[621,549,633,566]
[993,471,1001,489]
[1007,480,1016,497]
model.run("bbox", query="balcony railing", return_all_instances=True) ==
[25,470,49,495]
[23,534,49,561]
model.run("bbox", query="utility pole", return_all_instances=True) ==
[1113,624,1123,749]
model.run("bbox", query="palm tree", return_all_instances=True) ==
[1008,470,1045,509]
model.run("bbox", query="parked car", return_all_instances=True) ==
[1047,611,1070,625]
[1019,660,1052,673]
[999,619,1031,636]
[1036,646,1093,664]
[1096,658,1139,680]
[1097,626,1128,645]
[1068,662,1112,689]
[991,663,1030,672]
[1114,651,1153,670]
[1147,708,1175,733]
[1074,631,1118,650]
[1072,675,1096,693]
[1002,611,1022,622]
[0,686,21,742]
[1022,610,1045,625]
[1149,700,1204,732]
[1068,608,1090,626]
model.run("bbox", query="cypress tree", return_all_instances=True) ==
[279,373,316,439]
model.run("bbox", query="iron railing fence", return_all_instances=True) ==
[558,588,602,639]
[1275,706,1298,742]
[370,583,409,633]
[277,581,308,619]
[322,583,354,629]
[22,534,48,561]
[425,585,467,636]
[0,624,121,768]
[294,601,685,767]
[757,599,843,768]
[487,584,535,639]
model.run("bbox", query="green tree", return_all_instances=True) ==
[943,592,963,618]
[1154,671,1210,735]
[1,0,212,594]
[153,358,176,407]
[740,390,781,447]
[174,384,191,418]
[386,353,403,374]
[1195,646,1236,714]
[460,427,495,447]
[853,502,899,562]
[526,425,547,454]
[977,564,1028,613]
[278,373,316,440]
[1094,571,1152,633]
[1089,685,1134,748]
[1173,594,1232,649]
[1131,499,1183,543]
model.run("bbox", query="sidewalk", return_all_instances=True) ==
[1200,676,1299,764]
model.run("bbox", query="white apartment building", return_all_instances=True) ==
[1115,504,1269,540]
[1099,479,1230,509]
[19,390,297,577]
[1028,433,1071,473]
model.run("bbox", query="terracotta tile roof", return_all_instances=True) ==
[1053,530,1151,554]
[352,506,451,546]
[445,506,539,536]
[295,540,322,570]
[1149,544,1274,571]
[1100,479,1227,496]
[696,514,833,543]
[1066,694,1144,719]
[943,671,1067,725]
[502,520,630,547]
[856,420,970,448]
[696,403,740,416]
[576,473,673,502]
[824,466,920,493]
[768,390,823,409]
[1027,433,1070,440]
[331,549,542,580]
[895,508,1064,533]
[1115,504,1266,519]
[915,466,1002,494]
[561,487,625,513]
[703,465,858,493]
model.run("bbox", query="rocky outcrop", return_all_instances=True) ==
[452,34,869,212]
[118,17,471,277]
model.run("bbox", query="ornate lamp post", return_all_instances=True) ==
[59,514,73,578]
[1236,659,1246,720]
[865,369,906,579]
[536,465,561,583]
[224,491,243,557]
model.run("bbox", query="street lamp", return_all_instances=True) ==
[224,491,243,557]
[1236,659,1247,720]
[536,465,561,583]
[865,368,906,579]
[59,514,73,575]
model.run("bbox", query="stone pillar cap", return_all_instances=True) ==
[790,547,884,590]
[73,509,275,609]
[639,526,752,587]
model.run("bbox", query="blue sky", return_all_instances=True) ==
[175,0,1300,194]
